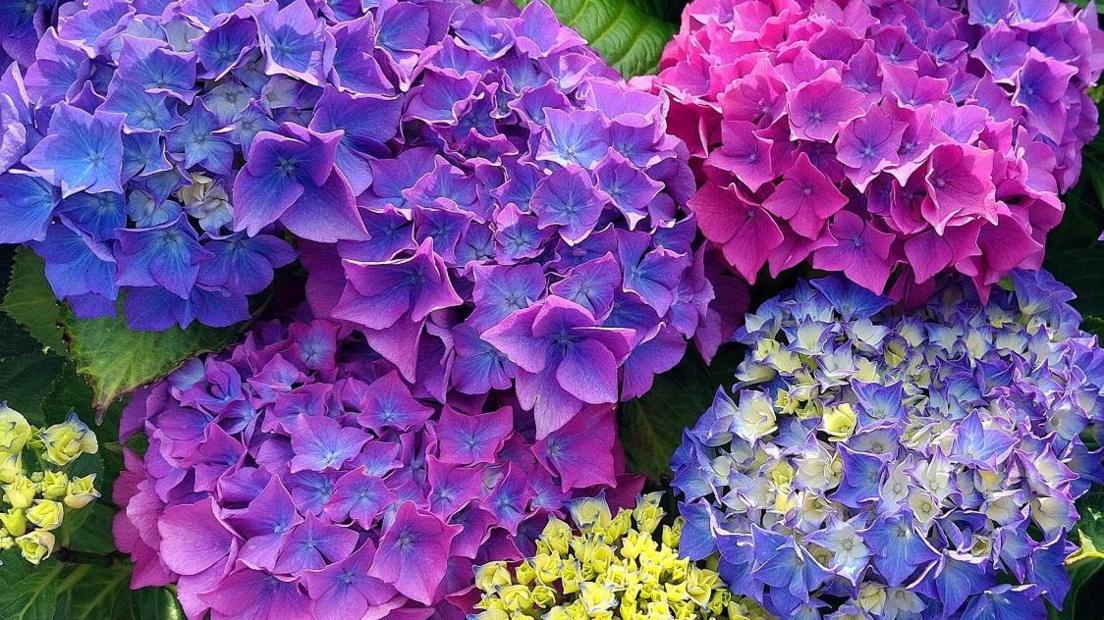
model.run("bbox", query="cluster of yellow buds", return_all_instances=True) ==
[473,493,773,620]
[0,405,100,564]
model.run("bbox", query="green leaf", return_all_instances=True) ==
[0,560,62,620]
[520,0,676,76]
[618,346,742,481]
[1082,317,1104,340]
[1056,491,1104,620]
[63,307,238,409]
[131,587,185,620]
[57,565,135,620]
[0,351,63,425]
[0,248,65,355]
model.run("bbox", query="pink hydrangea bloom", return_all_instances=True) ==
[112,319,642,620]
[647,0,1104,298]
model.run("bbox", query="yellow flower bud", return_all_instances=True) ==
[531,584,558,609]
[26,499,64,531]
[64,474,100,510]
[3,475,36,509]
[40,471,68,500]
[498,584,532,612]
[0,453,22,484]
[568,496,611,532]
[822,403,857,440]
[476,561,514,592]
[580,582,616,613]
[15,530,54,565]
[40,413,98,467]
[858,583,887,615]
[0,405,32,455]
[0,509,26,537]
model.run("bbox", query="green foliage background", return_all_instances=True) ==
[1,1,1103,617]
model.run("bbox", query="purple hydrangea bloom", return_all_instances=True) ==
[112,318,643,619]
[672,270,1104,619]
[253,0,747,437]
[651,0,1104,300]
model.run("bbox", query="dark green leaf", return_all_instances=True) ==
[0,351,63,425]
[1045,246,1104,318]
[618,346,742,481]
[0,560,62,620]
[63,306,237,409]
[519,0,676,76]
[0,248,65,355]
[1055,492,1104,620]
[131,587,185,620]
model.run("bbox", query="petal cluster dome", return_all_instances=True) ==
[112,318,642,620]
[472,493,768,619]
[648,0,1104,298]
[284,0,747,437]
[672,270,1104,619]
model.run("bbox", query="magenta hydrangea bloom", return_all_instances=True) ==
[111,318,643,620]
[648,0,1104,299]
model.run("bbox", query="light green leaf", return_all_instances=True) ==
[520,0,676,76]
[618,346,741,480]
[0,248,65,355]
[63,307,237,409]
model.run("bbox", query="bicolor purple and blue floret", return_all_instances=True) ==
[672,270,1104,619]
[650,0,1104,301]
[112,318,642,620]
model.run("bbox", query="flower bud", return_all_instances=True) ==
[0,509,26,537]
[0,453,23,484]
[3,475,36,509]
[0,405,32,455]
[40,413,98,467]
[15,530,54,565]
[64,474,100,510]
[40,471,68,500]
[822,403,857,440]
[26,500,64,531]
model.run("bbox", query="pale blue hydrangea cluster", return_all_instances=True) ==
[672,270,1104,619]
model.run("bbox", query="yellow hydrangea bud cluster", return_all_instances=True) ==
[0,405,100,564]
[473,493,773,620]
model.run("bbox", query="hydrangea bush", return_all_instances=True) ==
[0,405,100,565]
[648,0,1104,297]
[672,271,1104,618]
[472,492,768,619]
[112,318,643,619]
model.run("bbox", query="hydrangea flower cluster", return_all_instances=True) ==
[472,493,767,620]
[275,0,748,438]
[672,270,1104,618]
[112,318,642,620]
[647,0,1104,297]
[0,405,101,565]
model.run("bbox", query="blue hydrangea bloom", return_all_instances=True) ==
[673,269,1104,619]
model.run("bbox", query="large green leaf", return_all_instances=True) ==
[0,559,62,620]
[63,306,237,409]
[521,0,676,76]
[618,346,742,481]
[0,248,65,355]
